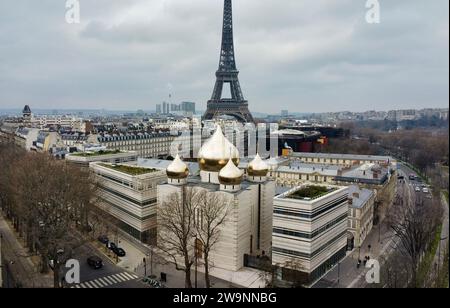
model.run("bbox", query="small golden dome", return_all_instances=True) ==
[248,153,269,177]
[166,154,189,179]
[219,158,243,185]
[198,125,240,172]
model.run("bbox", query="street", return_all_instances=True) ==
[1,209,147,288]
[63,242,148,289]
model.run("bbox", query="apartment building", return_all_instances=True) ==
[291,152,395,168]
[96,132,177,159]
[347,185,376,249]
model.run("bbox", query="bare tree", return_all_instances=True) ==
[157,187,198,288]
[194,191,230,288]
[0,142,25,228]
[259,258,306,288]
[10,153,97,287]
[390,196,442,287]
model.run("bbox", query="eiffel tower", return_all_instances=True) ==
[203,0,254,123]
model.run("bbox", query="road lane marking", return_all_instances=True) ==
[71,271,141,288]
[124,272,137,280]
[91,280,104,288]
[116,273,130,281]
[102,276,115,284]
[97,277,110,286]
[109,275,122,283]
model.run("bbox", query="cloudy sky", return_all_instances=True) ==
[0,0,448,113]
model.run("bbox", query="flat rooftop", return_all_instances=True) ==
[292,152,393,162]
[99,164,158,176]
[71,150,123,157]
[285,185,338,201]
[277,162,340,176]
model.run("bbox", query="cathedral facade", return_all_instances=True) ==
[157,126,275,272]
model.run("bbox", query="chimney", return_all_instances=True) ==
[353,192,360,198]
[373,172,378,179]
[348,198,353,205]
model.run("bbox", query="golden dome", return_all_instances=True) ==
[219,158,243,185]
[166,154,189,179]
[198,125,240,172]
[248,153,269,177]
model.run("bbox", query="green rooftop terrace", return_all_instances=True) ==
[100,164,158,176]
[72,150,122,157]
[287,185,337,200]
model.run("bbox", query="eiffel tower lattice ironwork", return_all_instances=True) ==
[203,0,254,123]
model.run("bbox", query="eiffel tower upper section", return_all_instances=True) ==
[203,0,254,123]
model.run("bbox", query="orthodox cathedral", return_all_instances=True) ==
[157,126,275,272]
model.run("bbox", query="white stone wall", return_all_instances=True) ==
[157,180,275,272]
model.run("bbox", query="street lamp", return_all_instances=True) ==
[337,261,341,286]
[438,236,448,274]
[150,247,154,278]
[143,257,147,277]
[194,236,198,289]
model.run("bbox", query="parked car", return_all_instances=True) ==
[112,247,126,257]
[98,235,109,245]
[415,186,421,192]
[87,256,103,269]
[422,188,430,194]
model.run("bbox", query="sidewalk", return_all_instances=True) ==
[313,180,401,288]
[0,211,53,288]
[110,230,264,288]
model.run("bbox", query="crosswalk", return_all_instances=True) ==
[71,272,139,288]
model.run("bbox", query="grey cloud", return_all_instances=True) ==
[0,0,448,113]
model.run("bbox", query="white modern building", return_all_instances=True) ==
[272,184,349,284]
[65,150,138,168]
[90,162,167,244]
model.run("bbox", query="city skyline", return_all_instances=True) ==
[0,0,448,113]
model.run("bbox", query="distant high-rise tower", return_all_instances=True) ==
[22,105,32,125]
[181,102,196,115]
[162,102,169,115]
[203,0,254,123]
